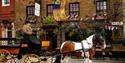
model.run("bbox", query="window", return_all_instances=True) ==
[96,1,107,13]
[69,2,80,16]
[0,22,16,46]
[2,0,10,6]
[26,6,35,16]
[124,3,125,9]
[47,4,53,16]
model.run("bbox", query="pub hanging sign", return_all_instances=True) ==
[111,21,123,26]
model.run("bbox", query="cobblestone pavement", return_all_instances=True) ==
[63,59,125,63]
[5,57,125,63]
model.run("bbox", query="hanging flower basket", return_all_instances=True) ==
[42,16,57,24]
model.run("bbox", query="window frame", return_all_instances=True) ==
[46,4,54,16]
[26,6,35,17]
[2,0,10,6]
[69,2,80,16]
[96,1,108,13]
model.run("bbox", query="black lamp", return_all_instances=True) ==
[114,0,120,10]
[114,0,121,18]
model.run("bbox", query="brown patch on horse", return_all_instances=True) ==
[61,41,75,53]
[72,51,82,58]
[89,35,105,59]
[61,41,75,59]
[89,47,96,59]
[61,41,83,58]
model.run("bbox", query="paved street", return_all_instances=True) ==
[64,59,125,63]
[5,56,125,63]
[6,59,125,63]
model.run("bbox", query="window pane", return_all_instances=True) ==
[76,7,79,11]
[97,6,100,10]
[70,7,72,11]
[76,4,78,7]
[5,0,9,4]
[100,2,102,6]
[73,4,74,7]
[51,6,53,11]
[103,1,107,6]
[48,9,50,12]
[104,6,107,9]
[73,7,75,11]
[70,4,73,8]
[100,6,103,10]
[97,2,99,6]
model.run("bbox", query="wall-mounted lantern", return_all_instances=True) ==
[113,0,121,18]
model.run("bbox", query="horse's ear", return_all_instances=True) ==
[93,33,100,42]
[95,33,100,38]
[93,34,96,42]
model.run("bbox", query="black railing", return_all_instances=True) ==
[0,38,20,47]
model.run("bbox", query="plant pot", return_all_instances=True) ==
[42,24,58,29]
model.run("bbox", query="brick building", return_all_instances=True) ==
[0,0,15,45]
[0,0,124,48]
[0,0,15,19]
[15,0,38,28]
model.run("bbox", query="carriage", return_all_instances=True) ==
[0,33,107,63]
[0,37,52,63]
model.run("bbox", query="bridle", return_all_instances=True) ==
[93,34,101,45]
[93,34,105,49]
[80,34,104,52]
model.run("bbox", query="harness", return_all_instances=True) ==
[80,35,94,58]
[86,40,93,50]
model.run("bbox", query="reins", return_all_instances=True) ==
[81,40,86,58]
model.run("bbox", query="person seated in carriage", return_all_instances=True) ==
[17,20,41,59]
[22,20,41,51]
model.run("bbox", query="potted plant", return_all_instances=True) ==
[42,16,58,29]
[40,16,59,39]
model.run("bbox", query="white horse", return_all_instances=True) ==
[54,34,106,63]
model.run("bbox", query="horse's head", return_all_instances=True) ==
[93,34,106,49]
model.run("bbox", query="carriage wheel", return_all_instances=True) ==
[20,54,39,63]
[0,49,11,63]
